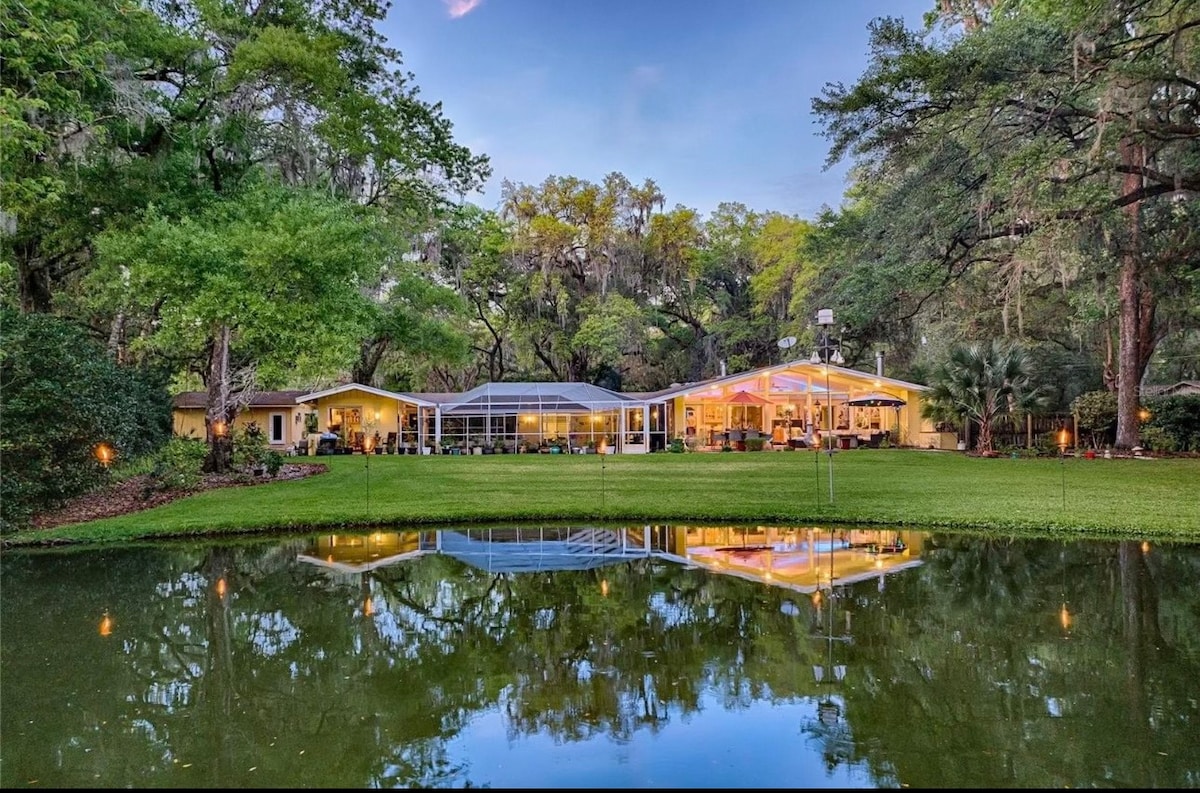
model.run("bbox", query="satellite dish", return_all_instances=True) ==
[777,336,797,350]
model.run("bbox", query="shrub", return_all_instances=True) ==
[669,437,685,453]
[1139,426,1177,454]
[1070,390,1117,449]
[0,309,171,532]
[264,450,285,477]
[1145,394,1200,452]
[150,437,207,490]
[745,437,766,452]
[233,422,269,471]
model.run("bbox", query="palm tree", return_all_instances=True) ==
[921,339,1046,454]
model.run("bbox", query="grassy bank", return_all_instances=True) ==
[6,449,1199,547]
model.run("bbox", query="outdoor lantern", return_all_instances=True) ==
[212,420,228,438]
[1138,407,1151,422]
[601,579,609,597]
[99,611,114,637]
[1057,428,1069,452]
[363,596,374,617]
[94,442,114,468]
[1059,603,1072,631]
[216,578,227,598]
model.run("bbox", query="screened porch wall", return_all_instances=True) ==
[422,409,626,450]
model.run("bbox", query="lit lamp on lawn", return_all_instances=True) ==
[363,435,374,517]
[1057,427,1069,509]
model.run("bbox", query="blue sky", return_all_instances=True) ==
[383,1,933,220]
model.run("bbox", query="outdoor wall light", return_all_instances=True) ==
[212,420,228,438]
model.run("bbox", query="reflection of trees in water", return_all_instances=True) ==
[835,534,1200,788]
[3,534,1199,788]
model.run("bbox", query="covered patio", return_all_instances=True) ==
[653,359,930,450]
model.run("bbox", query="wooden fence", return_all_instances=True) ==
[964,413,1077,450]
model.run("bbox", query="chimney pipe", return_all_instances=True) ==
[876,350,884,377]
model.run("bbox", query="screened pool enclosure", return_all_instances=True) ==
[425,382,670,453]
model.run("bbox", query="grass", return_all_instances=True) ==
[7,449,1199,548]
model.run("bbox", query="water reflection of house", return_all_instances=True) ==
[296,526,923,593]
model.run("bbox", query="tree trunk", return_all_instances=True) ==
[204,324,236,473]
[352,337,388,385]
[17,256,54,314]
[107,311,127,363]
[1115,138,1150,450]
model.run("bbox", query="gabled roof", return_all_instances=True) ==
[1143,380,1200,396]
[172,390,310,409]
[293,383,439,408]
[650,360,928,400]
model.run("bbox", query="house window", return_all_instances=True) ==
[269,413,285,444]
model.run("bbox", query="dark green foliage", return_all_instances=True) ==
[264,450,285,478]
[0,309,171,530]
[148,437,207,491]
[1145,395,1200,452]
[1071,390,1118,449]
[232,422,269,472]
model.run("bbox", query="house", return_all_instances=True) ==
[290,359,939,453]
[1142,381,1200,397]
[171,359,945,454]
[171,390,312,451]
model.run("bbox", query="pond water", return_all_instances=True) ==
[2,525,1197,788]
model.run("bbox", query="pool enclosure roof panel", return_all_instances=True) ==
[438,381,641,413]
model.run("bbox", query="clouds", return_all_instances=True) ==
[443,0,483,19]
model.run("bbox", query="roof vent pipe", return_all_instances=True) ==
[719,360,727,377]
[876,350,885,377]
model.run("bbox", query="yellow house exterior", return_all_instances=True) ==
[171,390,311,451]
[171,361,951,456]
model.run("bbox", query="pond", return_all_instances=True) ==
[1,525,1197,788]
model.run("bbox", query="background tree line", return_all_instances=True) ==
[2,0,1197,527]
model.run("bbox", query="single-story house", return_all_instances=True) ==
[172,359,950,454]
[1142,381,1200,397]
[172,390,311,450]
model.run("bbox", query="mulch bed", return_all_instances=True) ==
[29,462,329,531]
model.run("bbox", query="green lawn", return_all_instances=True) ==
[7,450,1199,546]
